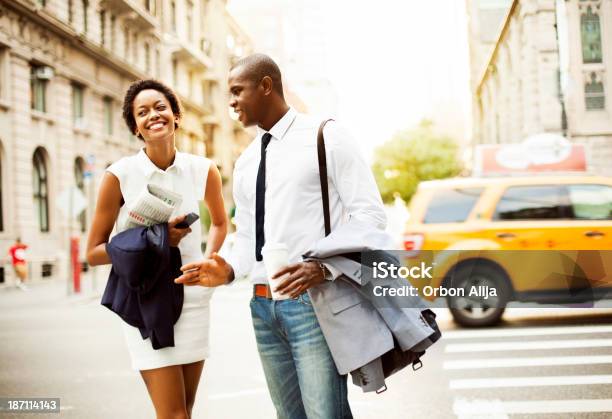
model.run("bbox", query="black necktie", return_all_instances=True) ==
[255,133,272,261]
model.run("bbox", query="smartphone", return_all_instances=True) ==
[175,212,200,229]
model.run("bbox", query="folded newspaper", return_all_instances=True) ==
[124,184,183,229]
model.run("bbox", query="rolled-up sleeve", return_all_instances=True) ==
[325,122,387,230]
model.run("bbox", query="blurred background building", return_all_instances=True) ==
[0,0,252,282]
[228,0,335,117]
[468,0,612,175]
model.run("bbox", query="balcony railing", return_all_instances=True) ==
[100,0,157,30]
[168,38,213,70]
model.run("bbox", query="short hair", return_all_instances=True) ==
[231,53,284,97]
[122,79,182,140]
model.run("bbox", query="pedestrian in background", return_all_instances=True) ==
[86,79,228,419]
[8,237,28,291]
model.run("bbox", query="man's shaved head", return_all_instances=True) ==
[230,53,284,98]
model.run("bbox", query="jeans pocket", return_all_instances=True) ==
[297,292,312,307]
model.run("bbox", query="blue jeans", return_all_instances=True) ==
[250,293,353,419]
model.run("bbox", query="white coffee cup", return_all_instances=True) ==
[261,243,290,300]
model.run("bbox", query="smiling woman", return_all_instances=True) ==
[121,79,182,142]
[85,79,229,419]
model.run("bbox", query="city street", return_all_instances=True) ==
[2,277,612,418]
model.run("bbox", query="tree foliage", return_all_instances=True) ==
[372,120,463,204]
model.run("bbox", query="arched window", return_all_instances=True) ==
[581,6,603,64]
[33,147,49,232]
[74,157,86,232]
[585,72,605,110]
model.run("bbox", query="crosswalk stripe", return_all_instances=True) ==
[453,398,612,415]
[444,355,612,370]
[449,374,612,389]
[445,338,612,353]
[443,325,612,340]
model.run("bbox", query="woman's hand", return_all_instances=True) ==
[167,214,192,247]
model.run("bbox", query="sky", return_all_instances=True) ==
[227,0,473,161]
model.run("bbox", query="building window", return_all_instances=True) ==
[124,27,130,60]
[82,0,89,34]
[188,71,194,97]
[30,65,50,113]
[0,48,7,101]
[581,6,603,64]
[72,84,85,125]
[144,43,151,73]
[202,81,208,107]
[103,97,113,136]
[74,157,86,232]
[202,80,215,112]
[172,58,178,88]
[110,15,116,51]
[187,1,194,42]
[68,0,73,23]
[33,148,49,232]
[155,48,161,78]
[132,33,138,63]
[37,0,46,6]
[99,9,106,46]
[145,0,156,16]
[204,124,214,158]
[200,0,207,31]
[585,72,605,110]
[171,1,177,32]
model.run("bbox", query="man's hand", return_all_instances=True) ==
[174,253,233,287]
[168,214,192,247]
[272,262,326,299]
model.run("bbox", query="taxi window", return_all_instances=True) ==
[423,188,483,224]
[568,184,612,220]
[493,185,570,220]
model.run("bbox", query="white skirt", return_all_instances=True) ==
[122,286,215,371]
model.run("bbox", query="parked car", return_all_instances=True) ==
[403,175,612,327]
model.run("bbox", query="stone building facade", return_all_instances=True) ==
[0,0,252,283]
[469,0,612,175]
[467,0,514,91]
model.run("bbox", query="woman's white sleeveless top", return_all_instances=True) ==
[107,148,214,370]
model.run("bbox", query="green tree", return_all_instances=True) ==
[372,120,462,204]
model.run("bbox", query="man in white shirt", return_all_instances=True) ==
[176,54,386,419]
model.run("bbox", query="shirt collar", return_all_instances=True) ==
[137,148,186,178]
[256,107,297,142]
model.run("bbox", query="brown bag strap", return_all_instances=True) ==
[317,119,334,237]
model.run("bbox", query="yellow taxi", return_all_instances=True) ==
[403,176,612,326]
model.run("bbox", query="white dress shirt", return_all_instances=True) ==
[226,108,386,284]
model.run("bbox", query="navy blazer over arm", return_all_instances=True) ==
[101,223,184,350]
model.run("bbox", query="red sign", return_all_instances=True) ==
[474,135,587,175]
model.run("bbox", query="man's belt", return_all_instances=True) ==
[253,284,274,299]
[253,284,304,299]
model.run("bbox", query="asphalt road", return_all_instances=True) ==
[1,278,612,419]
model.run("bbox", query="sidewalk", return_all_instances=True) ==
[0,274,450,418]
[0,270,104,307]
